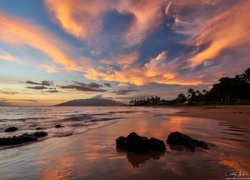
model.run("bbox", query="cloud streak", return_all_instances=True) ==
[104,83,111,87]
[0,12,80,72]
[60,81,107,92]
[0,90,19,95]
[26,80,54,86]
[186,1,250,68]
[27,86,48,90]
[0,50,19,62]
[112,88,138,95]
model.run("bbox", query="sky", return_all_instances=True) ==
[0,0,250,106]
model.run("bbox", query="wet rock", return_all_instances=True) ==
[166,131,209,152]
[34,131,48,138]
[116,132,166,153]
[149,137,167,151]
[55,124,63,128]
[0,133,37,146]
[0,132,48,146]
[4,127,18,132]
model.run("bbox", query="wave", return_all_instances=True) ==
[0,106,181,148]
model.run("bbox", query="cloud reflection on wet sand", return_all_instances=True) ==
[1,114,250,179]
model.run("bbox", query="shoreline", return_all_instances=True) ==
[170,105,250,128]
[0,106,250,179]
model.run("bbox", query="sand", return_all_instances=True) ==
[0,106,250,179]
[171,105,250,128]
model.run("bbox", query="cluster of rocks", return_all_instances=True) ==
[4,124,63,133]
[0,131,48,146]
[116,131,209,153]
[1,124,65,147]
[116,132,166,153]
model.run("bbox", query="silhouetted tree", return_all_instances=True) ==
[243,67,250,83]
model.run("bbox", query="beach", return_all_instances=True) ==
[0,106,250,179]
[171,105,250,128]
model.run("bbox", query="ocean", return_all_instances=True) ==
[0,106,180,140]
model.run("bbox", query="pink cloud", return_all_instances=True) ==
[0,12,81,71]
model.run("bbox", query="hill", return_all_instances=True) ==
[56,98,124,106]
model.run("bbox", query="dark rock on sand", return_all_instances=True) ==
[149,137,166,151]
[166,131,209,152]
[0,131,48,146]
[0,133,37,146]
[34,131,48,138]
[116,132,166,153]
[4,127,18,132]
[55,124,63,128]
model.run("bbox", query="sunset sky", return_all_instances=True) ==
[0,0,250,106]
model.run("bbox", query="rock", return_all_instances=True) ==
[55,124,63,128]
[0,132,48,146]
[0,133,37,146]
[4,127,18,132]
[116,132,166,153]
[36,127,42,130]
[166,131,209,152]
[149,137,167,151]
[34,131,48,138]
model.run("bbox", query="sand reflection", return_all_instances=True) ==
[116,148,165,168]
[40,156,74,180]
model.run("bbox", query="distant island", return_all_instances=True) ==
[56,98,124,106]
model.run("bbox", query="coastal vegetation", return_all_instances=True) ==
[129,67,250,106]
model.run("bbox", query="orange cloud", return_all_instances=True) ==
[45,0,108,40]
[187,1,250,67]
[45,0,165,47]
[0,12,80,71]
[99,51,138,66]
[0,50,19,62]
[40,64,59,73]
[84,51,202,86]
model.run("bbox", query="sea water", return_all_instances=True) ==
[0,106,179,139]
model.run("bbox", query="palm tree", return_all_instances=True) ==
[242,67,250,83]
[129,100,134,105]
[176,93,187,102]
[202,90,207,95]
[187,88,194,98]
[187,88,197,103]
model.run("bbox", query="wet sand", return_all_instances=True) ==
[171,105,250,128]
[1,107,250,179]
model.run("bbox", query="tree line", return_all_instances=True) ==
[129,67,250,106]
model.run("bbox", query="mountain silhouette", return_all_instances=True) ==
[56,98,124,106]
